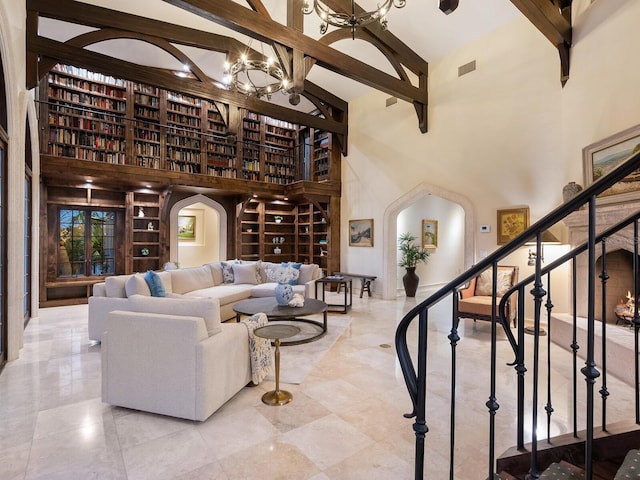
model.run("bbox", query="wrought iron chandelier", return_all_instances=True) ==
[302,0,407,37]
[223,53,290,100]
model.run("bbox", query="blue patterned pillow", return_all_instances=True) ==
[144,270,166,297]
[281,262,302,285]
[221,261,237,284]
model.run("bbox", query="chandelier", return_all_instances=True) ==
[302,0,407,37]
[223,53,290,100]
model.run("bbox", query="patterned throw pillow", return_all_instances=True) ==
[281,262,302,285]
[221,261,235,284]
[475,268,513,297]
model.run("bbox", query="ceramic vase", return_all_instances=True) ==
[562,181,583,202]
[403,267,419,297]
[275,282,293,306]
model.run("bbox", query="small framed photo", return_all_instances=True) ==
[583,123,640,204]
[496,207,529,245]
[422,219,438,248]
[178,215,196,241]
[349,219,373,247]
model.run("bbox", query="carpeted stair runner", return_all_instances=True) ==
[614,449,640,479]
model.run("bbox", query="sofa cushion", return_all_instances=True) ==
[298,264,318,284]
[170,265,214,294]
[206,262,224,286]
[125,274,151,297]
[232,263,260,285]
[144,270,166,297]
[105,275,132,298]
[157,271,173,294]
[128,294,221,336]
[458,296,501,317]
[281,262,302,285]
[258,262,276,283]
[183,285,252,305]
[460,277,477,299]
[475,268,513,297]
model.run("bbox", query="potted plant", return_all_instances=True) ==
[398,232,430,297]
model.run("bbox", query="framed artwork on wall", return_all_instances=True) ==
[178,215,196,241]
[496,207,529,245]
[422,219,438,248]
[349,219,373,247]
[583,123,640,204]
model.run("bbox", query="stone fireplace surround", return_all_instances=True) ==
[563,200,640,320]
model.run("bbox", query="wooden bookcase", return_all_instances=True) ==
[130,82,162,169]
[264,118,297,184]
[240,111,262,181]
[205,106,236,177]
[129,192,162,273]
[312,129,331,181]
[165,91,202,174]
[45,64,127,164]
[263,201,296,262]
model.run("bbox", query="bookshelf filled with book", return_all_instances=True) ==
[45,64,127,164]
[165,91,202,174]
[130,82,162,169]
[205,106,236,178]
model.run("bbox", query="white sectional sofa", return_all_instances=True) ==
[89,260,322,342]
[101,295,253,421]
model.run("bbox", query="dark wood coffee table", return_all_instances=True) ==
[233,297,328,345]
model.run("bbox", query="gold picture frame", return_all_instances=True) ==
[422,219,438,249]
[496,207,529,245]
[178,215,196,241]
[583,123,640,204]
[349,219,373,247]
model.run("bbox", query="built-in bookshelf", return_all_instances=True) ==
[205,106,236,177]
[131,82,161,169]
[263,202,296,262]
[264,118,297,184]
[165,91,202,174]
[42,65,333,185]
[240,111,261,181]
[130,192,162,273]
[311,202,330,269]
[312,129,331,181]
[46,64,127,164]
[237,200,261,261]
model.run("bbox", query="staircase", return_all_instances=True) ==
[395,149,640,479]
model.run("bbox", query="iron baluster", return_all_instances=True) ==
[581,195,600,480]
[634,220,640,425]
[545,272,554,443]
[516,284,527,451]
[487,262,500,479]
[528,232,546,480]
[598,237,610,431]
[449,294,460,480]
[571,257,579,437]
[413,308,429,480]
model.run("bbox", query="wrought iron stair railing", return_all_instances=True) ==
[395,148,640,480]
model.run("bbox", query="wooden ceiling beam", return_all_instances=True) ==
[510,0,572,85]
[161,0,428,105]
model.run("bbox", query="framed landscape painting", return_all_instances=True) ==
[422,219,438,248]
[349,219,373,247]
[497,207,529,245]
[178,215,196,241]
[583,123,640,204]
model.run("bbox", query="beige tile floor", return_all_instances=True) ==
[0,292,636,479]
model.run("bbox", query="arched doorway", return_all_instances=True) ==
[382,183,475,299]
[169,195,227,267]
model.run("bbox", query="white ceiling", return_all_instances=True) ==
[39,0,522,111]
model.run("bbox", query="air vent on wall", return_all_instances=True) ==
[458,60,476,77]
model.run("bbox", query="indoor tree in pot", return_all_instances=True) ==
[398,232,430,297]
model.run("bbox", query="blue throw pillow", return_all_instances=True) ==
[281,262,302,285]
[144,270,166,297]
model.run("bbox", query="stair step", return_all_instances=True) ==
[540,461,584,479]
[614,449,640,479]
[494,472,518,480]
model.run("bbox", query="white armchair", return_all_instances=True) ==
[102,305,252,421]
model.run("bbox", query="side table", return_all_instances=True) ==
[253,324,301,406]
[315,276,352,313]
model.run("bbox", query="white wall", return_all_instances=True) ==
[342,0,640,311]
[0,0,29,360]
[396,195,464,294]
[177,202,220,268]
